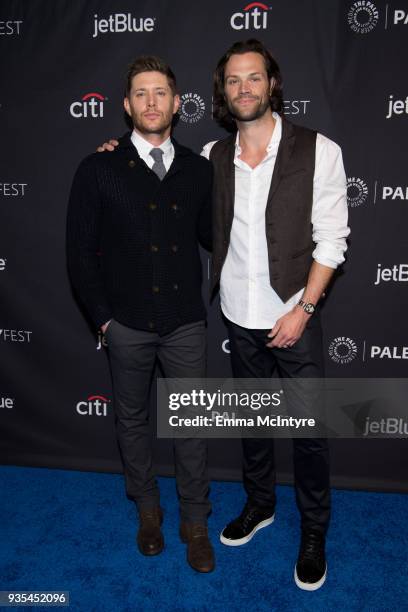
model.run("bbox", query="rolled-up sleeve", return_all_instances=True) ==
[311,134,350,269]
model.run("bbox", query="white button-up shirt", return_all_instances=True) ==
[131,130,174,171]
[201,113,350,329]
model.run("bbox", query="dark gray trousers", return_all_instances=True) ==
[106,319,210,524]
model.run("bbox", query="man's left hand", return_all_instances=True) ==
[266,307,310,348]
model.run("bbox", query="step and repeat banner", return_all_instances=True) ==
[1,0,407,491]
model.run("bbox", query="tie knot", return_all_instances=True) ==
[150,148,164,162]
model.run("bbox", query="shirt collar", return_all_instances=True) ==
[234,112,282,155]
[130,130,172,159]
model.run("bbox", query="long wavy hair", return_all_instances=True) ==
[213,39,283,132]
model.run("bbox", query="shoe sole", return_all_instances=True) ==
[294,564,327,591]
[219,514,275,546]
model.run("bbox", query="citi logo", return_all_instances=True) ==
[371,346,408,359]
[386,95,408,119]
[347,177,368,207]
[375,264,408,285]
[70,93,106,119]
[382,186,408,200]
[76,395,110,416]
[92,13,155,38]
[230,2,270,30]
[0,258,6,271]
[0,329,32,342]
[0,397,14,409]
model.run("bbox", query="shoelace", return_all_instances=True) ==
[240,506,260,530]
[191,525,207,539]
[300,532,324,562]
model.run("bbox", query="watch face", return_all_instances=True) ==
[305,303,315,314]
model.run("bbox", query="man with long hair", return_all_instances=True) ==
[202,39,349,590]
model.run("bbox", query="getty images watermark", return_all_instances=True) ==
[156,378,408,439]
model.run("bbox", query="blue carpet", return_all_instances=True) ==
[0,466,406,611]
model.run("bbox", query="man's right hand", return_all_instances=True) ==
[97,139,119,152]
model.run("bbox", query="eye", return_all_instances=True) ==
[157,90,166,96]
[135,92,145,97]
[227,78,238,85]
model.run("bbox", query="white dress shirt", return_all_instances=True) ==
[201,113,350,329]
[131,130,174,171]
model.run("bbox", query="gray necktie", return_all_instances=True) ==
[149,148,166,180]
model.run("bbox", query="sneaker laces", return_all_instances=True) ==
[300,531,324,562]
[239,505,261,530]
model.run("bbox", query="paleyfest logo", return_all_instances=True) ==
[76,395,110,416]
[230,2,271,30]
[347,177,368,208]
[347,1,379,33]
[70,93,106,118]
[328,337,358,364]
[179,93,205,124]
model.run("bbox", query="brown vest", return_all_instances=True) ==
[209,119,317,302]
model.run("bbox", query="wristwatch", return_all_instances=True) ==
[297,299,315,315]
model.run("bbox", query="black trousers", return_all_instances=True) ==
[226,312,330,534]
[106,319,210,524]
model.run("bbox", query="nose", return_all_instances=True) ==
[238,79,251,95]
[147,93,156,107]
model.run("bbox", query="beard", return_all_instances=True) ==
[227,95,270,122]
[130,109,173,135]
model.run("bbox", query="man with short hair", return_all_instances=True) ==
[201,39,349,590]
[66,56,214,573]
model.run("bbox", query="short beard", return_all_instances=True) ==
[227,96,270,122]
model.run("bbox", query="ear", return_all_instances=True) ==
[124,97,131,117]
[173,93,180,115]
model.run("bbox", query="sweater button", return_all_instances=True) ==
[128,160,136,168]
[152,286,160,293]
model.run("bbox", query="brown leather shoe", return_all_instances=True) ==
[137,507,164,556]
[180,523,215,573]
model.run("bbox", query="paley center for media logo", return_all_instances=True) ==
[283,100,310,116]
[347,1,379,34]
[347,177,368,208]
[92,13,156,37]
[230,2,271,30]
[0,328,32,343]
[0,258,6,271]
[76,395,111,416]
[328,337,358,364]
[70,93,106,118]
[179,93,205,124]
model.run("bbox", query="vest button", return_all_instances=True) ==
[129,160,136,168]
[151,245,159,252]
[173,283,178,291]
[171,245,178,253]
[149,203,157,210]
